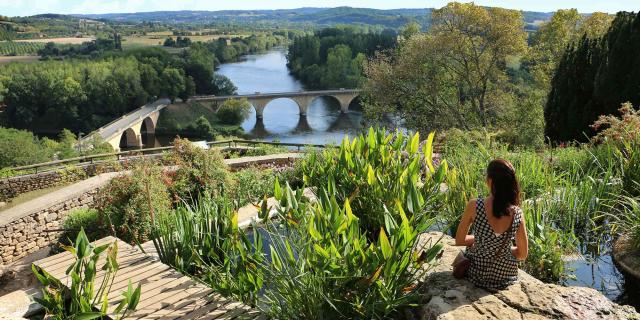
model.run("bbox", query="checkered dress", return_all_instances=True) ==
[465,198,521,289]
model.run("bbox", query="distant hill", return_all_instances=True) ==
[73,7,553,31]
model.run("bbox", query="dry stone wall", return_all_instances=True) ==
[0,189,98,265]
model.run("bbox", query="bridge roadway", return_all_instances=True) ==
[81,89,361,151]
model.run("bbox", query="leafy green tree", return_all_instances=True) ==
[0,127,50,168]
[161,68,186,102]
[401,21,420,40]
[363,2,527,131]
[186,116,214,138]
[545,12,640,142]
[216,98,251,125]
[183,44,216,94]
[527,10,613,89]
[212,74,237,96]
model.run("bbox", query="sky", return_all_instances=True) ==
[0,0,637,17]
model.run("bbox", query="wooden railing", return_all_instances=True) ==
[1,139,330,178]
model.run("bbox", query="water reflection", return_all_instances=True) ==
[217,50,364,145]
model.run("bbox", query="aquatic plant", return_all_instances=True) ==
[151,193,264,304]
[299,127,447,238]
[258,183,443,318]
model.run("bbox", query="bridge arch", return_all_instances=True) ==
[253,97,303,120]
[119,128,139,149]
[140,117,155,147]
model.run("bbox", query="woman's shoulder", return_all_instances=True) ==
[507,205,523,217]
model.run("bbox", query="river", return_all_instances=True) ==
[216,49,364,145]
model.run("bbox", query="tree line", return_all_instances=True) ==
[0,32,288,135]
[287,26,397,89]
[362,3,616,148]
[545,11,640,142]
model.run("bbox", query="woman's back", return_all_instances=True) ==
[466,198,522,289]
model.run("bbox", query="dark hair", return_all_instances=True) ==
[487,159,521,218]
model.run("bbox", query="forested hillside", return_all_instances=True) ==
[75,7,552,31]
[287,27,396,89]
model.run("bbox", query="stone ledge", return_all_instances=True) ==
[418,232,639,319]
[613,234,640,281]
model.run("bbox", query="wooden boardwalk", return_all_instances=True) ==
[33,236,263,319]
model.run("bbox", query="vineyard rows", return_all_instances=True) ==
[0,41,44,56]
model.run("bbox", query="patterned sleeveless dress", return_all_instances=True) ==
[465,198,522,289]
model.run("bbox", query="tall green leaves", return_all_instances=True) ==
[32,229,141,320]
[300,127,447,238]
[151,194,264,304]
[260,182,443,319]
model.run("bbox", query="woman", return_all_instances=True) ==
[455,159,528,289]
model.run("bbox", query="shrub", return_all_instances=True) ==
[233,167,276,207]
[299,128,447,237]
[95,160,171,243]
[164,138,234,204]
[259,183,443,318]
[609,196,640,250]
[216,98,251,125]
[59,208,106,246]
[184,116,214,139]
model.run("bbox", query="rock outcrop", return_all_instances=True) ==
[418,232,639,319]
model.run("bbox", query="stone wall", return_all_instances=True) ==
[0,147,273,203]
[0,189,98,265]
[0,170,84,203]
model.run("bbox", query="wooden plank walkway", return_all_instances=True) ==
[33,236,263,319]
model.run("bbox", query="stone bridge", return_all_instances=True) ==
[190,89,361,119]
[82,90,361,151]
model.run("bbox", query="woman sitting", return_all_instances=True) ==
[455,159,528,289]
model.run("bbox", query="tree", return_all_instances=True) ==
[363,2,527,132]
[526,10,613,89]
[186,116,214,138]
[212,74,238,95]
[163,37,176,47]
[0,127,50,168]
[580,12,614,39]
[401,21,421,40]
[161,68,186,102]
[216,98,251,125]
[545,12,640,142]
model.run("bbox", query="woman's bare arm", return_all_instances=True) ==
[455,200,476,246]
[511,213,528,260]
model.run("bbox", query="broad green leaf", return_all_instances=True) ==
[408,132,420,154]
[274,178,282,200]
[308,218,322,241]
[231,212,238,230]
[314,244,330,259]
[424,131,436,173]
[379,229,392,260]
[367,165,376,185]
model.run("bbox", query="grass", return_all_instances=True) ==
[0,183,71,213]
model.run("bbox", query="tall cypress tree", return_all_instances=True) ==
[545,11,640,142]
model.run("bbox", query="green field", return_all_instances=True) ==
[0,41,44,56]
